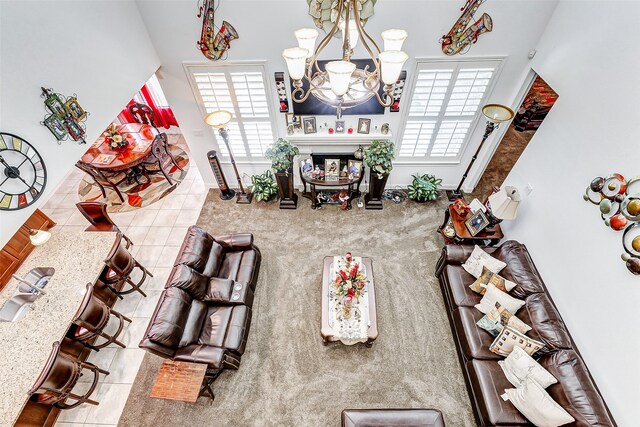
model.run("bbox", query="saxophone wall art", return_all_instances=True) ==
[197,0,238,61]
[441,0,493,56]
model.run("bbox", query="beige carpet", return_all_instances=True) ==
[118,190,477,427]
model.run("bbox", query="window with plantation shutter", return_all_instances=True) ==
[398,60,500,160]
[186,63,275,159]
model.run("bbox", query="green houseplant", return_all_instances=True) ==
[363,140,396,210]
[408,174,442,202]
[251,171,278,202]
[264,138,300,209]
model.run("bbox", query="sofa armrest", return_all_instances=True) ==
[205,277,254,306]
[213,233,254,250]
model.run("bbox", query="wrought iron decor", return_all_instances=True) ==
[440,0,493,56]
[40,87,89,144]
[197,0,238,61]
[584,174,640,275]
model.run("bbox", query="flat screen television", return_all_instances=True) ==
[290,59,386,116]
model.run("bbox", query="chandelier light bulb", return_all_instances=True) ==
[381,29,408,51]
[295,28,319,58]
[326,60,357,97]
[379,51,409,85]
[283,47,309,80]
[339,19,360,49]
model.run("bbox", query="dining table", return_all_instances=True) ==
[81,123,156,183]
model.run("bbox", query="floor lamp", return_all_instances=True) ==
[447,104,515,201]
[204,110,253,204]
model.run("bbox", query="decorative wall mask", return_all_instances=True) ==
[197,0,238,61]
[40,87,88,144]
[440,0,493,56]
[307,0,377,35]
[584,174,640,275]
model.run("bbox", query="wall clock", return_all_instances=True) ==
[0,133,47,210]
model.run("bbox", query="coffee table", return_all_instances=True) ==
[150,360,218,403]
[321,256,378,347]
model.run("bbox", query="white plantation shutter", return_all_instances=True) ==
[188,64,275,158]
[399,60,499,160]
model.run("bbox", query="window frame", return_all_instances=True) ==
[395,56,505,165]
[184,61,278,160]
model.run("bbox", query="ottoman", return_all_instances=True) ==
[341,409,445,427]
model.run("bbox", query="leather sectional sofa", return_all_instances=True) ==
[436,241,616,426]
[140,226,261,372]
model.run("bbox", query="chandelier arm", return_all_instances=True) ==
[352,2,382,55]
[291,85,315,103]
[307,0,344,79]
[351,3,381,87]
[342,1,352,61]
[373,88,394,108]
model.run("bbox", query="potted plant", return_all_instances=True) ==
[407,173,442,202]
[363,140,395,210]
[250,171,279,202]
[265,138,300,209]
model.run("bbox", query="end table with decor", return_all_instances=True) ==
[439,203,503,246]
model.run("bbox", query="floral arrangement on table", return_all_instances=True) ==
[102,123,129,150]
[334,252,366,317]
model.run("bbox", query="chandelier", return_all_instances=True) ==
[282,0,408,118]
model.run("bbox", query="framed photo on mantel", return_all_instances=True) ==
[324,159,340,181]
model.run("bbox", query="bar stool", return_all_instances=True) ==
[100,233,152,298]
[75,202,132,247]
[29,341,109,409]
[72,283,131,351]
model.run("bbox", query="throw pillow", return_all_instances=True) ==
[469,266,518,294]
[462,245,507,278]
[475,284,526,315]
[502,378,574,427]
[490,326,546,357]
[476,302,532,337]
[498,346,557,389]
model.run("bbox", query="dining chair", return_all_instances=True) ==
[28,341,109,409]
[100,233,152,298]
[71,283,132,351]
[142,133,176,185]
[75,202,132,247]
[128,102,160,133]
[75,161,127,203]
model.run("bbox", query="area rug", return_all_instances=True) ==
[119,192,477,427]
[77,146,190,213]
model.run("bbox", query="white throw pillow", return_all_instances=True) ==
[502,378,574,427]
[475,283,526,315]
[499,346,557,388]
[462,245,507,278]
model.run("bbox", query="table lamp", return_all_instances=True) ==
[486,186,521,228]
[204,110,252,204]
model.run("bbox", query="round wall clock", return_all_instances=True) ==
[0,133,47,210]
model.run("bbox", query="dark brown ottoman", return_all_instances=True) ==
[341,409,445,427]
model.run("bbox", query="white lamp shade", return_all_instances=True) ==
[282,47,309,80]
[204,110,232,128]
[382,29,408,51]
[482,104,515,123]
[295,28,318,58]
[29,229,51,246]
[325,61,356,97]
[339,19,359,49]
[379,50,408,85]
[488,186,521,220]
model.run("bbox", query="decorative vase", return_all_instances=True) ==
[275,156,297,210]
[364,171,389,210]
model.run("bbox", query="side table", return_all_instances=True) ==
[438,205,503,246]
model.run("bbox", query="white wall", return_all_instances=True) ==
[0,0,160,246]
[502,2,640,424]
[135,0,557,190]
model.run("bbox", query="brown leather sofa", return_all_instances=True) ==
[436,241,616,426]
[139,226,261,372]
[341,409,445,427]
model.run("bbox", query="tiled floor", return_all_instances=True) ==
[40,137,207,427]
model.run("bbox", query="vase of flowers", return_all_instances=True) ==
[103,123,129,150]
[334,252,366,319]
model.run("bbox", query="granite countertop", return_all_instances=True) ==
[0,230,116,427]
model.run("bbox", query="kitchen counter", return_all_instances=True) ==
[0,230,116,427]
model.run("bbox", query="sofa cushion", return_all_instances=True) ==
[175,226,214,273]
[489,326,546,357]
[470,266,517,295]
[493,241,547,298]
[146,287,191,349]
[218,249,259,290]
[476,302,531,337]
[475,284,526,315]
[205,277,234,301]
[503,378,574,427]
[202,240,224,277]
[198,306,233,348]
[223,305,252,354]
[517,293,573,354]
[498,345,557,389]
[179,299,207,347]
[443,265,482,308]
[168,264,208,300]
[539,350,616,426]
[452,307,501,361]
[174,344,226,370]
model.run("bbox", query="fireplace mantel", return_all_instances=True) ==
[288,131,392,147]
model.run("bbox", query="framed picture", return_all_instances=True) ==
[300,158,313,175]
[357,118,371,134]
[348,160,363,179]
[324,158,340,181]
[44,93,69,119]
[465,210,490,236]
[303,117,317,134]
[42,115,68,140]
[285,112,295,126]
[64,119,85,141]
[65,97,86,121]
[335,120,345,133]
